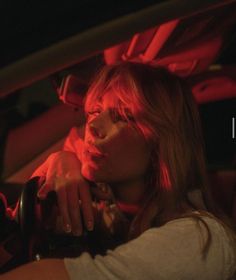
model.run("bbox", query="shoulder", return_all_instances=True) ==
[138,215,236,279]
[118,215,235,279]
[145,214,235,257]
[65,215,236,280]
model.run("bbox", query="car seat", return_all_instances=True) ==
[208,170,236,223]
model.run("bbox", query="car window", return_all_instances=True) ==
[199,98,236,169]
[0,79,59,130]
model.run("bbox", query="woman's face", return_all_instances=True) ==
[80,91,152,185]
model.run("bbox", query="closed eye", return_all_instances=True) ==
[110,108,135,123]
[109,108,123,122]
[87,110,101,116]
[85,110,101,121]
[86,107,135,123]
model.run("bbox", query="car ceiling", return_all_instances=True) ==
[1,0,167,68]
[0,0,235,179]
[0,0,236,98]
[1,0,235,69]
[104,3,236,76]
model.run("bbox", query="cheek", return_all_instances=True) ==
[107,128,151,179]
[82,123,151,183]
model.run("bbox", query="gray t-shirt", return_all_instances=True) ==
[64,215,236,280]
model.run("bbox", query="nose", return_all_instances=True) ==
[88,122,105,139]
[88,114,107,139]
[87,109,112,139]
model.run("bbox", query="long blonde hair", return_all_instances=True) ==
[84,62,236,257]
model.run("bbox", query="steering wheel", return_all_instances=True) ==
[18,177,97,261]
[0,177,126,272]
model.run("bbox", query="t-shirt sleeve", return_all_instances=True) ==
[64,217,236,280]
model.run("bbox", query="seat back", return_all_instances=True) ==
[208,170,236,222]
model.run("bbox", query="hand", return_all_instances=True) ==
[31,151,94,236]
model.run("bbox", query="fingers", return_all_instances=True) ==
[37,176,83,235]
[78,180,94,231]
[37,177,96,236]
[32,151,96,236]
[37,182,53,200]
[56,182,72,233]
[67,181,83,236]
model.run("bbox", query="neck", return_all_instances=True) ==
[109,178,147,214]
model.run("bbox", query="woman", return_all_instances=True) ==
[1,63,236,279]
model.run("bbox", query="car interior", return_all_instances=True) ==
[0,0,235,273]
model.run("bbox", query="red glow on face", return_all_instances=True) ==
[81,91,152,189]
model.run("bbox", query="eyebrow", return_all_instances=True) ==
[86,102,102,112]
[86,95,132,115]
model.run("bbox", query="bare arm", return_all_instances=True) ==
[0,259,69,280]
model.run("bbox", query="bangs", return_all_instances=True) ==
[83,64,155,144]
[84,68,141,124]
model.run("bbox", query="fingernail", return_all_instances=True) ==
[64,223,72,233]
[87,221,94,231]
